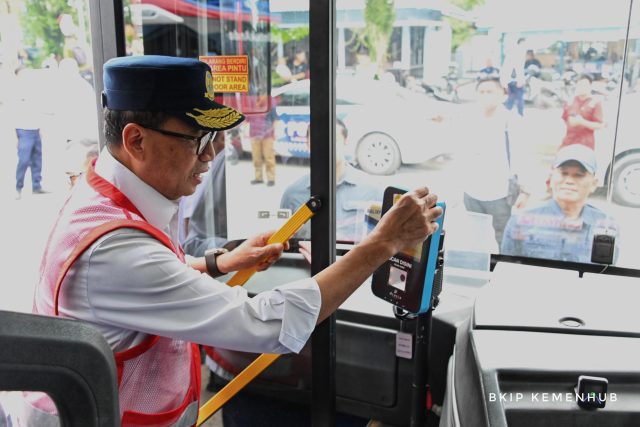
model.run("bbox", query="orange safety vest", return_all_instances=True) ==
[32,163,201,427]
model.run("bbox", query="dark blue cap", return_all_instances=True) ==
[102,55,244,131]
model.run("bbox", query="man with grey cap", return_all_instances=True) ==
[8,55,442,427]
[501,144,618,264]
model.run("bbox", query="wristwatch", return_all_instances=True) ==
[204,248,229,278]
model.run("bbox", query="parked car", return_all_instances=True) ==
[597,92,640,207]
[240,76,455,175]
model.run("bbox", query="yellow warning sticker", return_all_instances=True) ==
[200,55,249,93]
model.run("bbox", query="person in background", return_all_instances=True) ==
[13,67,50,200]
[524,49,542,75]
[501,144,618,263]
[280,119,382,242]
[479,57,500,79]
[560,73,605,150]
[288,49,309,82]
[275,56,293,84]
[451,77,529,246]
[248,99,279,186]
[182,131,228,255]
[501,37,527,116]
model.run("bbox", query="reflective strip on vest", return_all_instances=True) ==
[33,164,200,426]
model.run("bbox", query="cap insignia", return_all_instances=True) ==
[205,71,215,101]
[186,107,242,129]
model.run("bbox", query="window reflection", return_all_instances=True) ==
[163,0,640,270]
[0,391,58,425]
[1,0,98,312]
[332,0,637,270]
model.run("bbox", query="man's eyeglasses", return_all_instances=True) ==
[145,127,216,156]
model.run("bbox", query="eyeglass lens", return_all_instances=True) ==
[198,131,216,155]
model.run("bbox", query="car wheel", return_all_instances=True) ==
[356,133,401,175]
[612,152,640,207]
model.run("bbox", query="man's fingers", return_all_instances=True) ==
[424,193,438,208]
[261,243,283,257]
[256,256,279,272]
[427,204,443,221]
[411,186,430,199]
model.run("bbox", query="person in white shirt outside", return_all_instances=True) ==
[0,56,441,427]
[434,76,529,246]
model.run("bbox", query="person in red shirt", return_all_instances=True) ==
[560,73,605,150]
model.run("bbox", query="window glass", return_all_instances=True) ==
[129,1,321,417]
[1,0,97,313]
[611,3,640,267]
[334,0,638,273]
[130,1,313,291]
[0,391,58,424]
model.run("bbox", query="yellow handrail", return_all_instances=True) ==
[197,197,320,425]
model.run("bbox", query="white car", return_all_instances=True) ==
[595,93,640,207]
[241,76,453,175]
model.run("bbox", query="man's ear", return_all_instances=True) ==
[121,123,146,160]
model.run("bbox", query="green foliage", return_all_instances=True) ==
[361,0,395,69]
[445,0,485,53]
[450,0,483,10]
[271,24,309,45]
[20,0,73,67]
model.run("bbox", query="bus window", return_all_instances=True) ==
[1,0,98,313]
[127,0,271,114]
[334,0,639,273]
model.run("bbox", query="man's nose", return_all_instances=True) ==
[198,138,216,161]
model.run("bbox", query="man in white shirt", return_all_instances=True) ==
[455,77,529,245]
[4,56,442,427]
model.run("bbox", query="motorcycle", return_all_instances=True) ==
[523,64,564,108]
[421,64,461,103]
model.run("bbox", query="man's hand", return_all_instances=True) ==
[313,187,442,323]
[217,231,289,273]
[367,187,442,256]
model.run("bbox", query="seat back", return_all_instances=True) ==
[0,310,119,427]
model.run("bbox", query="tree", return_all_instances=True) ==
[445,0,485,53]
[361,0,395,74]
[20,0,73,67]
[271,23,309,46]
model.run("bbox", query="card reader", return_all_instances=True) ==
[371,187,446,314]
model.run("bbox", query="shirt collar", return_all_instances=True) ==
[95,148,180,231]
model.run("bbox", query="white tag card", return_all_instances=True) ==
[395,331,413,359]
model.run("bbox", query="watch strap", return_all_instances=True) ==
[205,248,229,278]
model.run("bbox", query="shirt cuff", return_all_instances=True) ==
[258,278,320,353]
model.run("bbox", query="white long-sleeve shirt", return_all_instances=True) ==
[57,148,321,354]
